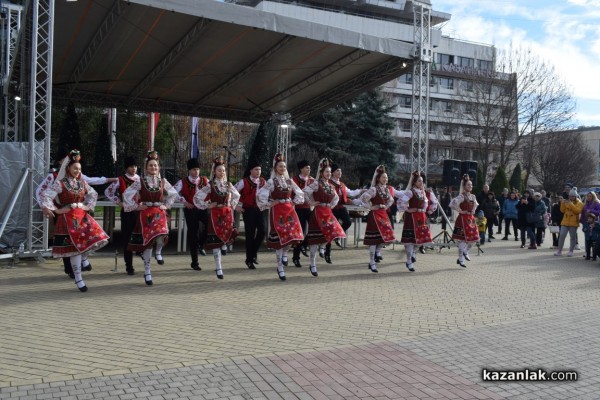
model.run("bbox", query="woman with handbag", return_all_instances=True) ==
[516,189,536,249]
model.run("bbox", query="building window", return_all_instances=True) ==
[401,120,411,132]
[477,59,493,71]
[399,73,412,84]
[437,53,454,65]
[399,96,412,108]
[463,80,473,92]
[439,77,454,89]
[465,103,473,114]
[438,100,452,112]
[457,56,474,68]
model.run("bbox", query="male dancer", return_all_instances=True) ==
[174,158,209,271]
[105,156,140,275]
[235,159,266,269]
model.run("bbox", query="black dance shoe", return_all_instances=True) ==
[368,264,378,273]
[411,255,416,263]
[463,253,471,262]
[324,254,332,264]
[310,265,318,277]
[374,255,382,263]
[300,246,309,257]
[190,262,201,271]
[293,258,302,268]
[144,274,153,286]
[155,255,164,265]
[406,263,415,272]
[278,270,287,281]
[75,280,88,292]
[246,261,256,270]
[216,269,224,279]
[126,268,135,275]
[282,256,288,267]
[82,262,92,272]
[456,260,467,268]
[419,246,426,254]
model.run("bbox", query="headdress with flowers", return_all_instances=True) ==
[57,149,82,181]
[271,153,289,179]
[211,155,226,179]
[406,170,424,191]
[370,165,387,188]
[316,158,332,180]
[459,174,472,194]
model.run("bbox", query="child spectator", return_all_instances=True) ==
[584,213,598,261]
[476,210,487,245]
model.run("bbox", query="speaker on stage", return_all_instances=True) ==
[460,160,478,186]
[442,159,461,187]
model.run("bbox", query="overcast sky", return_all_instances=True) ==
[432,0,600,127]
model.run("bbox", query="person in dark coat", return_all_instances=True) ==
[482,191,500,241]
[516,189,536,249]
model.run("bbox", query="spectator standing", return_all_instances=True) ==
[554,187,584,257]
[482,192,500,241]
[501,191,519,241]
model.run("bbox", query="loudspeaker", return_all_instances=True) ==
[460,160,478,186]
[442,159,461,187]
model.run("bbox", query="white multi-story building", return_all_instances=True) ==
[231,0,517,180]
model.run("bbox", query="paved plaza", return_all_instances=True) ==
[1,225,600,399]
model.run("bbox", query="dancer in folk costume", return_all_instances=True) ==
[38,148,116,277]
[123,151,178,285]
[257,154,305,281]
[174,158,210,271]
[303,158,346,277]
[397,171,434,272]
[235,157,267,270]
[450,174,479,268]
[40,150,109,292]
[291,160,314,268]
[324,163,364,263]
[105,156,140,275]
[360,165,396,273]
[193,156,240,279]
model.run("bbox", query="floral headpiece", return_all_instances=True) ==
[317,158,332,179]
[147,150,159,161]
[460,174,472,194]
[370,164,386,187]
[211,156,226,179]
[69,149,81,163]
[272,153,285,168]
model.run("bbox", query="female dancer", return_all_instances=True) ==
[449,174,479,267]
[123,151,177,285]
[257,154,305,281]
[41,150,109,292]
[193,156,240,279]
[397,171,433,272]
[303,158,346,277]
[360,165,395,273]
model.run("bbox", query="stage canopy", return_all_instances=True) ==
[52,0,414,122]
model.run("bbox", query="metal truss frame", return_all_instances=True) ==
[1,3,23,142]
[410,0,432,176]
[26,0,54,252]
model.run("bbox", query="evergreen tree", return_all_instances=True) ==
[93,115,115,179]
[475,167,484,194]
[57,103,82,155]
[490,166,509,195]
[509,163,523,193]
[244,122,273,178]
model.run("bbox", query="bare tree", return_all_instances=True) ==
[530,130,595,193]
[457,45,576,182]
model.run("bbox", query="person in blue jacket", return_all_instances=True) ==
[501,191,519,241]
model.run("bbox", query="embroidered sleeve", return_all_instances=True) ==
[193,184,212,210]
[229,182,240,209]
[36,173,55,208]
[346,188,362,198]
[83,181,98,209]
[81,174,108,185]
[397,190,413,212]
[330,190,339,208]
[449,194,464,212]
[104,181,121,205]
[163,179,178,208]
[173,179,185,203]
[123,180,141,212]
[257,179,274,211]
[359,187,377,208]
[234,179,245,192]
[427,191,438,212]
[40,179,62,210]
[385,187,394,208]
[291,180,305,205]
[303,180,318,205]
